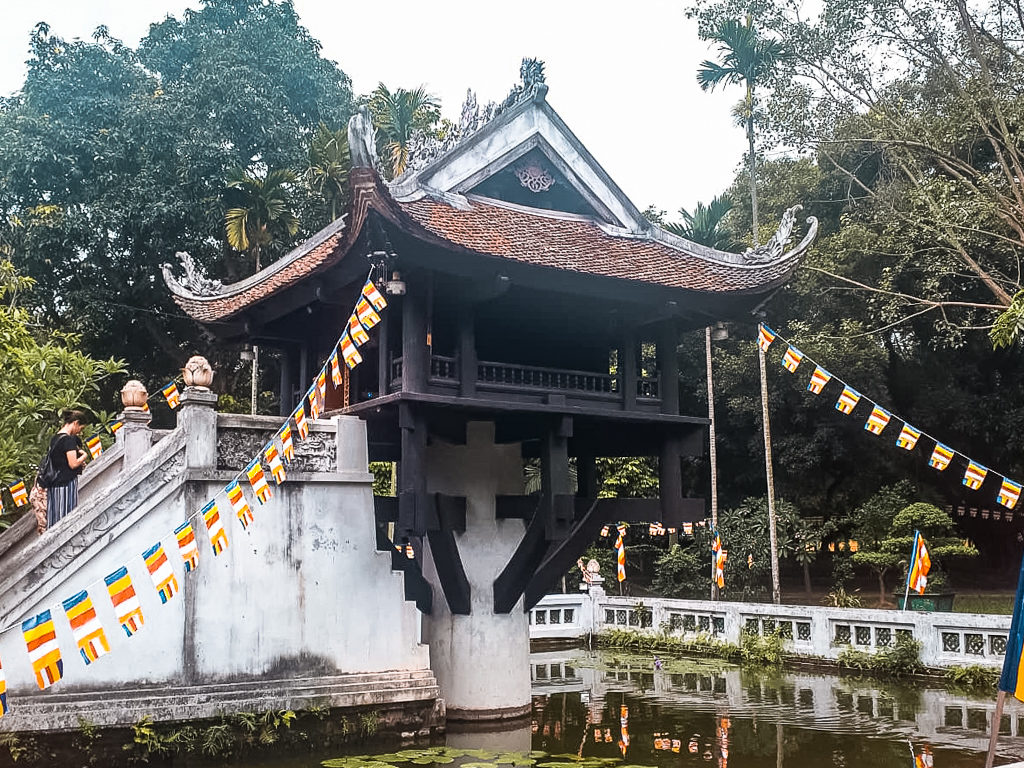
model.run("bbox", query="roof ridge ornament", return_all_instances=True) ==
[742,205,814,265]
[161,252,222,297]
[348,106,379,170]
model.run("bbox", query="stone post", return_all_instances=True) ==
[119,379,152,468]
[178,387,218,469]
[334,415,368,473]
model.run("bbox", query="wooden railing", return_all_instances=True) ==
[637,375,660,399]
[430,355,458,382]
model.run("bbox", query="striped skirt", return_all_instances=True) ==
[46,480,78,529]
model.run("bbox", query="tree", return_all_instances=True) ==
[305,123,351,223]
[225,167,300,271]
[665,194,739,250]
[0,261,125,490]
[367,84,440,179]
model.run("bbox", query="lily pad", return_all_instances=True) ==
[461,763,499,768]
[411,760,436,765]
[538,762,585,768]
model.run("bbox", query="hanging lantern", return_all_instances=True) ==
[970,507,978,518]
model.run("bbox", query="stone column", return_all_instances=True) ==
[421,421,531,720]
[120,408,153,469]
[178,387,218,469]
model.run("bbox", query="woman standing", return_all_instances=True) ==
[44,410,88,528]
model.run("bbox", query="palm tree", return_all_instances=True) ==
[665,194,738,250]
[697,18,787,247]
[224,166,299,271]
[306,123,350,223]
[368,83,440,179]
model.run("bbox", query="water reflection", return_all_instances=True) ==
[530,649,1024,767]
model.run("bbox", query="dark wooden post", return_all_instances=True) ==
[658,320,679,415]
[619,328,637,411]
[278,348,293,416]
[298,344,309,394]
[577,453,597,502]
[377,310,390,396]
[398,403,428,537]
[402,270,429,394]
[541,416,573,539]
[458,302,477,397]
[659,436,683,522]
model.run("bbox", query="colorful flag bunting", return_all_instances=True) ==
[807,365,832,395]
[23,610,62,689]
[781,345,804,373]
[109,420,123,435]
[0,658,6,717]
[316,368,327,404]
[0,495,4,515]
[104,566,144,637]
[998,553,1024,701]
[963,461,988,490]
[356,296,381,329]
[162,382,180,409]
[835,386,861,415]
[864,405,891,435]
[142,542,178,604]
[348,314,370,346]
[600,525,609,537]
[226,481,253,531]
[340,332,362,369]
[999,478,1023,510]
[175,521,199,573]
[86,435,103,460]
[711,531,726,589]
[9,481,27,507]
[362,279,387,311]
[929,442,954,471]
[142,402,150,413]
[907,531,931,594]
[202,500,229,555]
[292,403,309,440]
[307,387,321,421]
[896,423,921,451]
[246,459,272,504]
[329,350,343,387]
[61,589,110,666]
[757,324,777,352]
[264,443,286,485]
[615,525,626,583]
[278,423,294,462]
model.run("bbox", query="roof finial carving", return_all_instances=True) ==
[742,205,816,264]
[161,252,223,297]
[348,106,379,170]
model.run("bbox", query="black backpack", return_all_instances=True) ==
[36,439,61,489]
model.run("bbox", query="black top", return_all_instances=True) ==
[49,433,83,486]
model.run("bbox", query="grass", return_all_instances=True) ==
[953,594,1014,615]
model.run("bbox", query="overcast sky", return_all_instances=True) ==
[0,0,749,218]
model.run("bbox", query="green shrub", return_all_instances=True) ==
[837,634,923,678]
[739,630,785,667]
[595,628,741,661]
[945,665,999,693]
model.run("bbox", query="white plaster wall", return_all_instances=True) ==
[422,421,531,714]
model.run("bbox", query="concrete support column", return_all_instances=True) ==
[120,408,153,468]
[178,387,218,469]
[422,421,531,721]
[335,415,368,473]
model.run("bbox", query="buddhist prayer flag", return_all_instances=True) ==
[835,386,860,415]
[998,552,1024,701]
[963,461,988,490]
[9,481,27,507]
[23,610,62,690]
[615,525,626,583]
[356,296,381,329]
[86,436,103,460]
[109,420,123,435]
[0,658,6,717]
[142,402,150,413]
[907,531,931,594]
[929,442,954,471]
[174,521,199,573]
[329,349,343,387]
[307,387,321,421]
[757,324,776,352]
[264,443,286,485]
[142,542,178,604]
[781,345,804,373]
[203,500,229,555]
[864,405,891,435]
[226,481,253,531]
[162,382,180,409]
[348,313,369,346]
[317,368,327,404]
[61,589,110,666]
[897,423,921,451]
[711,531,726,589]
[278,424,294,462]
[104,566,144,637]
[292,404,309,440]
[999,478,1023,510]
[246,459,272,504]
[807,365,831,395]
[362,279,387,311]
[340,332,362,369]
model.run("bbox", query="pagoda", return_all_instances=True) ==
[166,79,816,719]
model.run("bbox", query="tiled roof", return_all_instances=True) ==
[399,197,802,293]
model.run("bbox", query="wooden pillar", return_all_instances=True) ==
[658,320,679,415]
[577,453,598,501]
[619,328,637,410]
[458,303,477,397]
[377,310,390,395]
[298,344,309,393]
[278,348,293,416]
[402,271,429,394]
[398,403,428,538]
[541,416,573,539]
[659,436,683,523]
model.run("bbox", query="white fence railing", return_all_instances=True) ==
[529,590,1012,668]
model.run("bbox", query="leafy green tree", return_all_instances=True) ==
[224,167,300,271]
[367,84,440,179]
[664,194,739,250]
[0,261,125,488]
[652,543,707,599]
[305,123,351,223]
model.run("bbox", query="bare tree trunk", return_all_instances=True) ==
[707,327,720,601]
[747,90,759,247]
[251,345,259,415]
[759,346,780,605]
[803,562,812,595]
[878,570,888,607]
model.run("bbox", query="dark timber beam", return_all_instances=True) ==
[541,416,573,540]
[658,320,680,415]
[524,498,603,610]
[660,435,684,523]
[377,310,390,395]
[426,494,471,615]
[402,269,429,394]
[458,302,477,397]
[398,403,428,537]
[619,327,637,411]
[493,497,549,614]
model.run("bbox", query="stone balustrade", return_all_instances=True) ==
[529,590,1013,669]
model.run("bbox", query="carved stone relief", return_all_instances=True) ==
[217,428,335,474]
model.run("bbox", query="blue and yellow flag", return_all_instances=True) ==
[999,554,1024,701]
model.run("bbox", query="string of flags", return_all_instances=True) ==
[759,324,1024,512]
[0,271,392,716]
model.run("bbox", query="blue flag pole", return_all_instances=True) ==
[902,530,919,612]
[988,552,1024,767]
